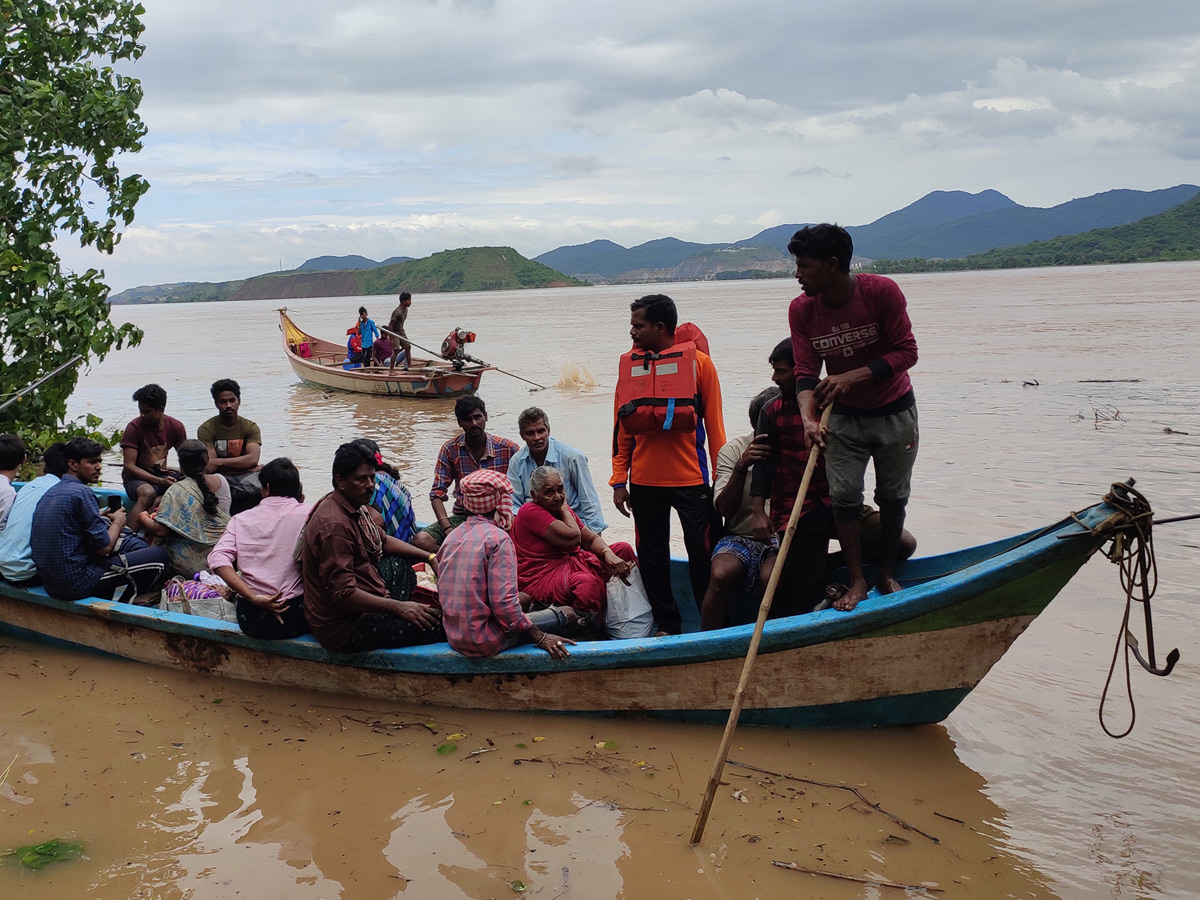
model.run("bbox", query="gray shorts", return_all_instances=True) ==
[825,407,918,522]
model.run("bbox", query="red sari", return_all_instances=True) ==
[512,502,635,615]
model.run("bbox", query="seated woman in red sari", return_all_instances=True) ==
[512,466,636,625]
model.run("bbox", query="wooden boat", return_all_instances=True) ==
[0,489,1142,728]
[279,308,490,398]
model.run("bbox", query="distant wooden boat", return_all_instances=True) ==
[0,489,1141,728]
[279,308,490,398]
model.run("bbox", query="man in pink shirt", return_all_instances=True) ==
[787,224,919,612]
[208,458,311,639]
[438,469,576,658]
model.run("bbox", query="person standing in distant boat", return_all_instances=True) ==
[388,291,413,372]
[786,223,919,612]
[357,306,380,367]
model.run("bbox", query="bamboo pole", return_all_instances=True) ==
[689,404,833,845]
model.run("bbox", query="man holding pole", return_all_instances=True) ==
[387,291,413,372]
[787,224,919,611]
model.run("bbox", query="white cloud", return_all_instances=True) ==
[62,0,1200,289]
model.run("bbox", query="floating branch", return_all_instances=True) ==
[773,860,943,893]
[728,759,939,843]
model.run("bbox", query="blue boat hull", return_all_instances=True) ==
[0,498,1114,728]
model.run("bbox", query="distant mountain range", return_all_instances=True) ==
[872,191,1200,273]
[534,185,1200,282]
[111,184,1200,304]
[110,247,582,304]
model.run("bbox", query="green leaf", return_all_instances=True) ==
[0,0,148,441]
[436,743,457,756]
[4,838,85,870]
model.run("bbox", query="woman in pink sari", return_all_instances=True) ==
[512,466,636,622]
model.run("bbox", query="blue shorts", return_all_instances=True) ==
[712,533,779,594]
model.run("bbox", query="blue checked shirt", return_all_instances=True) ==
[31,474,114,600]
[507,437,607,534]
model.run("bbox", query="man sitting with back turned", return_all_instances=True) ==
[413,395,519,553]
[121,383,187,527]
[197,378,263,511]
[0,443,66,586]
[508,406,606,534]
[301,442,443,653]
[31,437,168,602]
[208,457,312,640]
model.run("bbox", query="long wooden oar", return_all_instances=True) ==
[689,404,833,846]
[380,326,547,390]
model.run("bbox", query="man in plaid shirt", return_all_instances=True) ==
[438,469,576,658]
[749,338,917,617]
[414,395,519,553]
[749,338,832,615]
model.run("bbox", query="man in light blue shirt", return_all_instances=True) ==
[508,407,607,534]
[0,442,66,585]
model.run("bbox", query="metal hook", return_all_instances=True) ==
[1125,632,1180,677]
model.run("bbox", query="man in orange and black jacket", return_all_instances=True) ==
[610,294,726,634]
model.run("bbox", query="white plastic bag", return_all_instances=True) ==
[604,567,656,640]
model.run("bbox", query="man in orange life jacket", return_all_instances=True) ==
[611,294,726,634]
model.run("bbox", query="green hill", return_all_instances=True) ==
[870,193,1200,274]
[111,247,584,304]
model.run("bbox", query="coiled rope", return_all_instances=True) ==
[1092,482,1177,738]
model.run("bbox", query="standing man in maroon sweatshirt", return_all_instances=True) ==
[786,224,918,612]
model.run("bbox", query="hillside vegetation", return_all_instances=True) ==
[870,193,1200,274]
[112,247,582,304]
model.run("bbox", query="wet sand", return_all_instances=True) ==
[3,639,1070,899]
[3,262,1200,897]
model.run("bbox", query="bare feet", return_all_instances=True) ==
[834,579,868,612]
[876,573,903,595]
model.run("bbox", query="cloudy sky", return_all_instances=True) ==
[60,0,1200,290]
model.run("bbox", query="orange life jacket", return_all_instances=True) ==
[673,322,710,358]
[615,341,699,434]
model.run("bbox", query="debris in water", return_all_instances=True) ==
[3,838,85,871]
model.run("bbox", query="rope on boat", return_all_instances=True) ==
[1072,481,1180,738]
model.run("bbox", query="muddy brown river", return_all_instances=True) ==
[2,263,1198,898]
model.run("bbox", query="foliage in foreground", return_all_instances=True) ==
[1,0,150,446]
